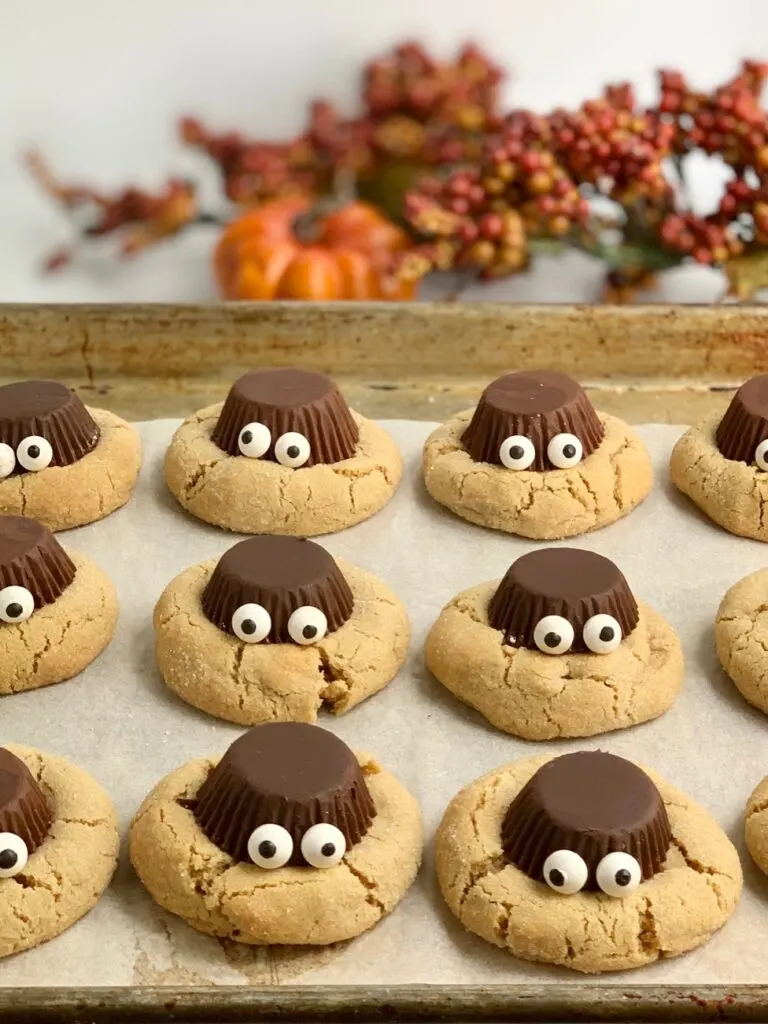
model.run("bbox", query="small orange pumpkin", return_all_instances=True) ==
[214,195,417,300]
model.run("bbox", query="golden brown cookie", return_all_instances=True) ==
[164,401,401,536]
[744,774,768,874]
[437,753,742,974]
[0,517,117,695]
[0,744,118,958]
[129,728,422,945]
[715,568,768,714]
[0,385,142,532]
[426,550,683,740]
[670,413,768,541]
[154,539,409,725]
[423,409,652,540]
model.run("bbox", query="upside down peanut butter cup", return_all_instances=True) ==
[0,748,51,856]
[201,535,354,644]
[194,723,376,866]
[0,515,76,617]
[716,374,768,464]
[462,371,604,471]
[488,548,638,654]
[502,751,671,892]
[0,380,99,475]
[212,369,359,467]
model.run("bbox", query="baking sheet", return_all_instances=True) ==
[2,418,768,987]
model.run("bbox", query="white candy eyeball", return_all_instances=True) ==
[287,606,328,645]
[756,438,768,471]
[583,614,622,654]
[542,849,588,895]
[499,435,536,471]
[237,422,271,459]
[275,432,311,468]
[231,603,271,643]
[300,823,346,868]
[0,586,34,625]
[547,433,583,469]
[0,833,28,877]
[596,850,642,897]
[533,615,574,655]
[246,823,293,869]
[0,443,15,480]
[16,436,53,473]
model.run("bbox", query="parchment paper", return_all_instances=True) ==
[2,418,768,987]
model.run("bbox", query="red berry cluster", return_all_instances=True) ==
[658,211,743,265]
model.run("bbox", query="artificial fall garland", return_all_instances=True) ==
[28,42,768,302]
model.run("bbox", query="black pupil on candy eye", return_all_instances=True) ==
[321,842,336,858]
[241,620,257,635]
[510,445,524,460]
[27,446,40,459]
[599,626,614,642]
[6,603,22,619]
[615,868,632,886]
[258,840,277,859]
[287,445,300,459]
[563,444,576,458]
[0,850,17,870]
[548,868,565,887]
[241,431,253,445]
[544,632,561,648]
[302,625,318,639]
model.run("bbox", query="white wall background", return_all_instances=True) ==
[1,0,765,303]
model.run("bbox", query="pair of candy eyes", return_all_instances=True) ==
[232,603,326,645]
[238,423,310,468]
[499,433,583,471]
[247,822,345,869]
[543,849,642,897]
[0,437,54,478]
[530,613,622,655]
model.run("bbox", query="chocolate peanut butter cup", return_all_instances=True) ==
[0,748,52,858]
[716,374,768,465]
[211,369,359,467]
[488,548,638,655]
[195,723,376,866]
[202,535,354,645]
[0,515,76,621]
[462,371,604,472]
[0,380,99,476]
[502,751,671,894]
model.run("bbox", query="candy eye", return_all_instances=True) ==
[275,432,311,468]
[300,823,346,868]
[246,824,293,869]
[596,851,642,897]
[237,422,271,459]
[0,444,15,480]
[542,849,588,895]
[16,436,53,473]
[547,433,583,469]
[287,606,328,645]
[756,439,768,471]
[0,586,34,625]
[0,833,28,877]
[499,435,536,470]
[231,603,271,643]
[533,615,574,655]
[583,614,622,654]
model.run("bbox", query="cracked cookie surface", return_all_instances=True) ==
[129,752,422,945]
[670,414,768,541]
[0,408,142,532]
[422,410,652,540]
[715,568,768,714]
[164,403,402,535]
[744,774,768,874]
[0,551,118,695]
[436,754,741,974]
[0,744,118,958]
[154,557,409,724]
[425,582,683,739]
